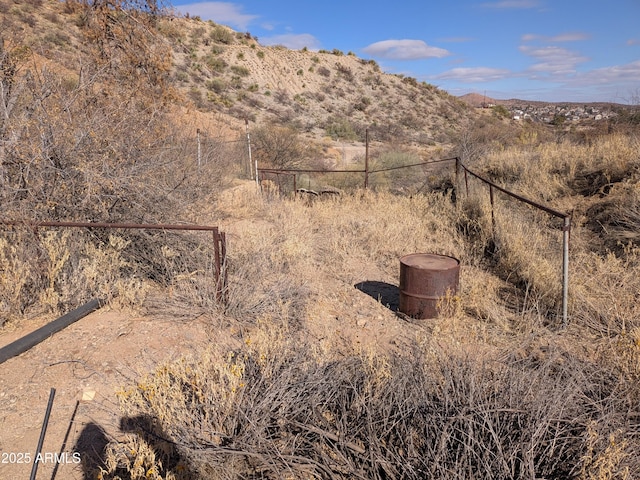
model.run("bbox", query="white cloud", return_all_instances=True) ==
[520,45,589,76]
[551,32,590,42]
[362,39,450,60]
[175,2,258,30]
[439,37,476,43]
[573,60,640,86]
[481,0,541,9]
[628,38,640,46]
[260,33,321,50]
[522,32,589,42]
[435,67,511,83]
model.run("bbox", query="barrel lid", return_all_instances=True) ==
[400,253,459,270]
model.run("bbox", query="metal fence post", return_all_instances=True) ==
[455,157,460,204]
[196,128,201,168]
[464,167,469,198]
[562,215,571,326]
[364,128,369,189]
[489,184,496,238]
[245,119,257,186]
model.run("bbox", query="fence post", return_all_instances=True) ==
[464,167,469,198]
[562,215,571,326]
[30,388,56,480]
[455,157,459,204]
[364,128,369,189]
[489,184,496,237]
[213,228,227,305]
[196,128,201,168]
[245,119,257,187]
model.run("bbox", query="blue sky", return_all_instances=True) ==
[170,0,640,103]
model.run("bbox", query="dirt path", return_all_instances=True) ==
[0,308,214,480]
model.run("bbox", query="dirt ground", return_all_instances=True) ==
[0,308,217,480]
[0,273,414,479]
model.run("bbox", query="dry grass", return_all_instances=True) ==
[4,119,640,478]
[4,6,640,476]
[100,318,639,479]
[98,131,640,477]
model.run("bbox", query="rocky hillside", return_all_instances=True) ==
[167,18,470,144]
[0,0,473,147]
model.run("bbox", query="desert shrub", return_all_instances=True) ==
[249,124,316,170]
[324,115,358,141]
[353,95,371,112]
[204,54,227,72]
[317,65,330,77]
[189,26,206,46]
[209,25,234,44]
[230,64,249,77]
[365,148,421,190]
[103,327,639,479]
[335,63,354,81]
[0,30,239,320]
[42,31,70,47]
[205,77,226,93]
[453,116,521,163]
[0,229,141,323]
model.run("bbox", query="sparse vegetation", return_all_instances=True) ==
[2,4,640,480]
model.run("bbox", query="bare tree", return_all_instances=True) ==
[251,124,314,169]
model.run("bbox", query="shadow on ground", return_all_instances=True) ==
[72,422,110,479]
[72,415,196,479]
[354,281,400,312]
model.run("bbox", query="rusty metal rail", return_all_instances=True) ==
[456,160,568,218]
[256,155,572,325]
[0,220,228,303]
[455,158,571,326]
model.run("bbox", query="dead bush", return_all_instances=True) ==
[104,333,640,479]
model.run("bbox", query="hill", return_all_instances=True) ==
[167,21,470,145]
[2,3,640,480]
[0,0,472,150]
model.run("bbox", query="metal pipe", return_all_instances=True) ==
[459,163,567,219]
[258,167,366,173]
[245,119,254,181]
[0,299,104,364]
[562,215,571,326]
[364,128,369,189]
[455,157,459,203]
[197,128,201,168]
[30,388,56,480]
[368,157,457,174]
[1,220,220,232]
[489,184,496,238]
[464,168,469,197]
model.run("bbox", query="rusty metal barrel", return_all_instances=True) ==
[399,253,460,319]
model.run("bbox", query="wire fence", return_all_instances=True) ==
[256,155,572,325]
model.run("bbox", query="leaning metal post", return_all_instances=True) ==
[30,388,56,480]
